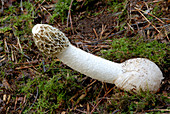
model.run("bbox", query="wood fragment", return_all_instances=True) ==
[17,37,23,52]
[12,44,31,60]
[67,0,74,34]
[14,97,18,110]
[138,7,165,24]
[93,28,99,40]
[91,88,113,113]
[146,109,170,112]
[99,24,106,39]
[0,55,6,63]
[14,60,39,65]
[134,7,160,33]
[15,65,39,70]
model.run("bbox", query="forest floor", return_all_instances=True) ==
[0,0,169,113]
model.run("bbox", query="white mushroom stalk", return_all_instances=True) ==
[32,24,164,93]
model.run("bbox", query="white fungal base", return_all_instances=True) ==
[57,44,164,92]
[116,58,164,92]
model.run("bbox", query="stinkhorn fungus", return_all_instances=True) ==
[32,24,164,92]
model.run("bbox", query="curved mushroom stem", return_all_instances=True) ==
[56,44,122,83]
[32,24,164,93]
[56,44,163,92]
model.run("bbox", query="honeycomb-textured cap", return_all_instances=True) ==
[32,24,70,56]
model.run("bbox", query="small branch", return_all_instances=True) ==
[134,7,160,33]
[20,0,23,12]
[86,80,96,88]
[12,44,31,60]
[127,23,134,32]
[11,46,14,61]
[67,0,74,27]
[75,109,87,113]
[40,6,52,16]
[137,7,164,24]
[164,27,170,42]
[144,24,170,31]
[27,87,39,113]
[14,60,39,65]
[4,38,9,53]
[0,0,4,13]
[42,59,46,72]
[86,29,125,45]
[112,110,120,114]
[93,28,99,40]
[17,37,23,52]
[99,24,107,39]
[69,13,74,34]
[145,109,170,112]
[0,55,6,63]
[15,65,39,70]
[91,87,113,113]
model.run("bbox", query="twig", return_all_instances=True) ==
[0,55,6,63]
[144,24,170,31]
[67,0,74,27]
[112,110,120,114]
[93,28,99,40]
[75,109,87,113]
[16,95,27,112]
[17,37,23,53]
[86,29,125,45]
[95,83,104,102]
[42,59,46,72]
[164,27,170,42]
[11,46,14,61]
[89,102,100,112]
[99,24,107,39]
[15,65,39,70]
[69,80,96,103]
[14,60,39,65]
[23,43,39,54]
[127,23,134,32]
[27,87,39,113]
[20,0,23,12]
[40,6,52,16]
[12,44,31,60]
[137,7,164,24]
[14,97,18,110]
[145,109,170,112]
[34,0,46,12]
[86,80,96,88]
[4,38,9,53]
[91,87,113,113]
[134,7,160,33]
[87,102,90,113]
[69,13,74,34]
[1,0,4,13]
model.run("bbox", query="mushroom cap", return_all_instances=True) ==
[32,24,70,56]
[115,58,164,92]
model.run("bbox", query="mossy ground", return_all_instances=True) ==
[0,0,169,113]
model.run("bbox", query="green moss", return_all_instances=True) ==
[107,0,126,12]
[20,67,83,113]
[107,91,169,113]
[50,0,71,24]
[101,37,168,65]
[1,2,34,37]
[0,26,12,33]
